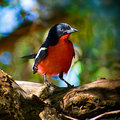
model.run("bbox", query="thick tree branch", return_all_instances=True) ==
[0,69,120,120]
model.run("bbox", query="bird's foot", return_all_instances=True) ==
[44,80,51,87]
[67,83,74,88]
[44,74,52,87]
[59,73,74,88]
[44,80,56,88]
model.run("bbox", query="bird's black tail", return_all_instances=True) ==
[22,54,37,59]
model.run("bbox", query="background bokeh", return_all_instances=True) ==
[0,0,120,87]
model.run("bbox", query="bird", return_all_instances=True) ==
[22,23,78,87]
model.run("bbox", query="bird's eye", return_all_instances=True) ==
[61,28,63,31]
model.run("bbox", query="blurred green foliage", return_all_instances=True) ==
[0,0,120,86]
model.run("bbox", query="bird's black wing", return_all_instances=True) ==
[22,29,57,74]
[32,47,48,74]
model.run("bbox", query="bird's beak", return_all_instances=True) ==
[72,28,78,32]
[67,27,78,34]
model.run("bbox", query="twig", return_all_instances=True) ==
[90,110,120,120]
[63,114,79,120]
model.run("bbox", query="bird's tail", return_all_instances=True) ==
[22,54,37,59]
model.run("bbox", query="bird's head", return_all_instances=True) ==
[56,23,78,38]
[47,23,78,45]
[49,23,78,38]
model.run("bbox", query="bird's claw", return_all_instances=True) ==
[67,83,74,88]
[44,80,50,87]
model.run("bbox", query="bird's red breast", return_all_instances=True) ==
[37,34,74,75]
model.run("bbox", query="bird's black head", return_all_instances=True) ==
[46,23,78,46]
[55,23,78,38]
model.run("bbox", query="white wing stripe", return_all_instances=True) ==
[35,47,47,59]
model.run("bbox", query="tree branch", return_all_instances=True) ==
[90,110,120,120]
[0,69,120,120]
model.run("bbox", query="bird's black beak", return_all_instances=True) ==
[67,27,78,34]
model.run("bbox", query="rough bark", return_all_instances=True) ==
[0,69,120,120]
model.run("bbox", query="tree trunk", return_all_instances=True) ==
[0,69,120,120]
